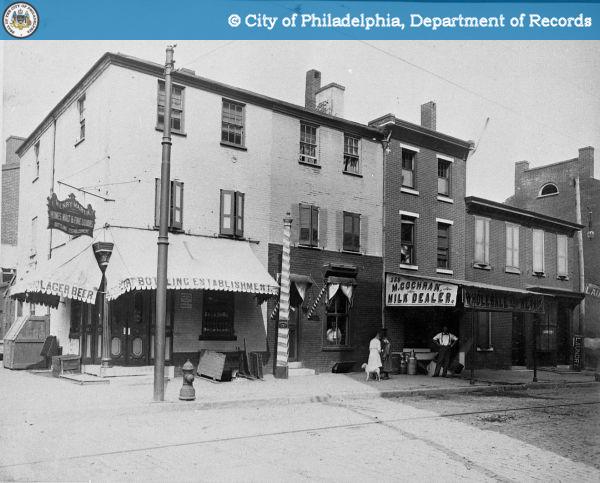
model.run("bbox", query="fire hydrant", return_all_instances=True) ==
[179,359,196,401]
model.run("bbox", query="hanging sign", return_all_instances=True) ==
[572,335,583,371]
[463,288,544,313]
[47,193,95,237]
[585,283,600,299]
[385,274,457,307]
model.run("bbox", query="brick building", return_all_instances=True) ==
[508,147,599,370]
[8,53,384,376]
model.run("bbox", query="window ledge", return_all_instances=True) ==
[436,268,453,275]
[298,160,321,169]
[505,267,521,275]
[437,195,454,204]
[74,138,85,147]
[532,271,546,278]
[32,176,39,184]
[322,346,354,352]
[297,244,323,251]
[399,263,419,271]
[198,335,237,341]
[557,275,569,281]
[401,187,420,196]
[537,193,558,199]
[341,249,362,255]
[155,126,187,137]
[342,170,363,178]
[476,347,494,352]
[220,141,247,151]
[473,263,491,270]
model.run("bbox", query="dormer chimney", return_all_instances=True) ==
[421,101,436,130]
[305,69,321,109]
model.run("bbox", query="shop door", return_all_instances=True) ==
[110,292,151,365]
[556,307,571,365]
[288,304,300,362]
[79,301,101,365]
[511,313,526,366]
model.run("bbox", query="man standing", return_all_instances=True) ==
[432,326,458,377]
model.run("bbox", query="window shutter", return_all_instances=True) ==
[311,205,319,246]
[235,191,244,237]
[220,190,234,236]
[353,214,361,251]
[484,220,490,263]
[319,208,328,249]
[154,178,161,228]
[170,180,184,230]
[533,229,545,273]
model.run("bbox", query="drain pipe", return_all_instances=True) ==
[574,176,586,366]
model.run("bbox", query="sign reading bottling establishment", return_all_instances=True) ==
[463,288,544,313]
[386,274,458,307]
[47,193,96,237]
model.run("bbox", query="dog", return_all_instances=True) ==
[361,363,381,382]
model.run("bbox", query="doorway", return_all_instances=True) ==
[556,306,571,365]
[511,313,526,366]
[288,303,301,362]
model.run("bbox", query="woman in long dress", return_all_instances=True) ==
[368,331,382,369]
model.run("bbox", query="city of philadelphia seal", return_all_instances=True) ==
[3,2,39,38]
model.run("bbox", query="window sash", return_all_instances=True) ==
[221,100,245,146]
[506,224,520,268]
[343,135,360,174]
[343,212,360,252]
[220,190,244,238]
[34,142,40,177]
[299,204,319,246]
[533,229,545,273]
[157,81,184,132]
[474,218,490,264]
[299,124,318,164]
[437,224,450,269]
[557,234,568,275]
[325,293,350,346]
[401,217,415,264]
[202,291,235,338]
[401,150,415,188]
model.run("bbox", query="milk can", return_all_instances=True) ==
[407,350,418,375]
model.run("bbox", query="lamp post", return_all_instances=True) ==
[92,241,114,370]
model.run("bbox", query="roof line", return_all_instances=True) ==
[524,157,579,173]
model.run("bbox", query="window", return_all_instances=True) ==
[1,268,15,284]
[533,229,545,274]
[34,142,40,179]
[437,223,450,269]
[343,135,360,174]
[154,179,184,231]
[535,313,557,352]
[299,204,319,247]
[437,159,451,196]
[157,81,184,133]
[220,189,244,238]
[474,217,490,265]
[299,123,318,165]
[221,99,245,147]
[539,183,559,197]
[401,149,416,188]
[506,223,520,270]
[342,212,360,252]
[476,312,493,350]
[401,216,416,265]
[77,95,85,141]
[325,291,349,347]
[557,234,568,277]
[202,291,235,339]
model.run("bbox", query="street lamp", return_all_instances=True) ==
[93,241,114,370]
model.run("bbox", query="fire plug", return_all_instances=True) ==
[179,359,196,401]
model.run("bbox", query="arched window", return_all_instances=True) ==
[539,183,559,197]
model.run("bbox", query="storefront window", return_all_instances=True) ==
[202,291,235,339]
[536,314,556,352]
[325,292,349,347]
[476,311,492,350]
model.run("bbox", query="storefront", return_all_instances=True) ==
[11,226,279,370]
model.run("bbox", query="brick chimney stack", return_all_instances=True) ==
[578,146,594,179]
[305,69,321,110]
[421,101,436,130]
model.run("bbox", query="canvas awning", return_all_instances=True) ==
[326,276,357,306]
[11,226,279,303]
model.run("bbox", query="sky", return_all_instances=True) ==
[2,40,599,202]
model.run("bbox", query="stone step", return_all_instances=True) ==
[288,367,316,377]
[287,362,304,369]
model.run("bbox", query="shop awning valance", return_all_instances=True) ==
[327,276,357,306]
[10,226,279,303]
[289,274,313,302]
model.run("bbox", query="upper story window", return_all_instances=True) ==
[557,234,568,277]
[34,141,40,179]
[299,122,318,165]
[538,183,559,197]
[437,159,451,196]
[400,215,416,265]
[154,179,184,232]
[157,81,184,134]
[342,212,360,252]
[77,95,86,142]
[401,149,416,188]
[505,223,520,271]
[221,99,245,147]
[343,135,360,174]
[299,204,319,247]
[220,189,245,238]
[437,223,450,269]
[474,217,490,266]
[532,229,545,274]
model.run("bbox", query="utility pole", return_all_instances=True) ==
[154,45,175,401]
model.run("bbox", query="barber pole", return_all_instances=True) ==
[306,284,327,319]
[275,214,293,379]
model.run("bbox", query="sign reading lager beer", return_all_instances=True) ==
[386,274,458,307]
[47,193,95,237]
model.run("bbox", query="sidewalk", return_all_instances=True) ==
[1,362,596,416]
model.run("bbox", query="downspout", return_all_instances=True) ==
[574,176,585,353]
[380,131,391,330]
[48,115,57,260]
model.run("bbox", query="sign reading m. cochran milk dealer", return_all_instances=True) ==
[385,273,458,307]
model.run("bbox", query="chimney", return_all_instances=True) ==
[315,83,345,117]
[5,136,25,165]
[421,101,436,130]
[305,69,321,110]
[578,146,594,179]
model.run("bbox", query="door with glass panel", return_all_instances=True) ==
[76,300,101,364]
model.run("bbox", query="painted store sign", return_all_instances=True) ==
[385,274,458,307]
[463,288,544,313]
[47,193,95,237]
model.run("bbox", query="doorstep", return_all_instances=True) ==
[83,364,175,379]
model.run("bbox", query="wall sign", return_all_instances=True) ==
[463,288,544,313]
[572,335,583,371]
[385,274,458,307]
[178,292,193,310]
[585,283,600,299]
[47,193,95,237]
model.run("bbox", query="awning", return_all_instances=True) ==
[326,276,357,306]
[289,274,313,302]
[11,226,279,303]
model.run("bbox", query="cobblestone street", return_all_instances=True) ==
[0,371,598,481]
